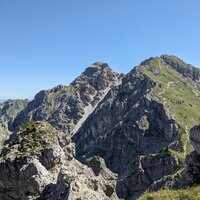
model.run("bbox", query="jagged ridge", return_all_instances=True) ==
[12,62,121,135]
[73,55,200,199]
[0,121,119,200]
[0,55,200,200]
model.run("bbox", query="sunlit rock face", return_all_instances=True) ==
[1,55,200,199]
[0,121,119,200]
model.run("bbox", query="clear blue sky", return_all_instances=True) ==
[0,0,200,99]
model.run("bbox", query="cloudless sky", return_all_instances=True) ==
[0,0,200,99]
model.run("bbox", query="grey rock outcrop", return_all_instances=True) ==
[190,125,200,154]
[117,150,179,199]
[12,63,121,135]
[0,121,119,200]
[1,55,200,199]
[73,67,180,199]
[184,151,200,186]
[144,124,200,194]
[181,125,200,187]
[0,99,29,144]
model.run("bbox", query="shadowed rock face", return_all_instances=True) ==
[74,69,180,169]
[0,121,119,200]
[185,125,200,186]
[190,125,200,154]
[139,125,200,196]
[117,150,179,199]
[1,55,200,199]
[72,56,200,199]
[12,63,121,135]
[73,67,181,199]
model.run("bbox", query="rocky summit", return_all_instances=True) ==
[0,56,200,199]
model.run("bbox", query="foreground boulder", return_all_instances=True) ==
[0,121,119,200]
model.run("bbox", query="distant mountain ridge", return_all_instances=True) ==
[0,55,200,200]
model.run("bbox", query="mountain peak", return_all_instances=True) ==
[160,54,192,68]
[140,54,189,67]
[91,62,109,68]
[1,55,200,200]
[140,56,161,66]
[139,55,200,86]
[161,54,200,85]
[70,62,119,89]
[81,62,115,78]
[161,54,186,62]
[13,62,120,135]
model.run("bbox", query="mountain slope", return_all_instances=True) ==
[1,55,200,200]
[73,55,200,199]
[161,55,200,86]
[0,121,119,200]
[0,99,29,144]
[12,62,121,135]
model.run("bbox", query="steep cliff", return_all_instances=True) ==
[0,99,28,145]
[73,55,200,199]
[1,55,200,199]
[12,63,121,135]
[140,124,200,200]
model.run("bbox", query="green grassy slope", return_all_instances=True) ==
[136,57,200,199]
[137,58,200,160]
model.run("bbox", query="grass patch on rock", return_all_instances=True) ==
[139,187,200,200]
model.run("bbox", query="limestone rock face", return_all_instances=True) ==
[184,151,200,186]
[143,125,200,194]
[0,122,119,200]
[0,99,29,144]
[190,125,200,154]
[73,68,180,199]
[12,63,121,135]
[117,150,179,199]
[1,56,200,199]
[182,126,200,186]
